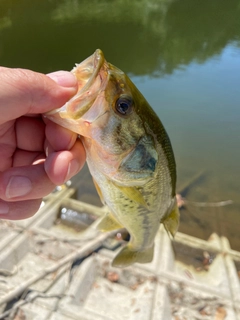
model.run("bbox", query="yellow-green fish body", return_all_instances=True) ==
[46,49,179,267]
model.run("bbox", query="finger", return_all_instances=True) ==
[44,139,86,185]
[0,198,42,220]
[0,121,16,171]
[0,68,77,123]
[45,120,78,151]
[15,116,45,151]
[12,150,45,167]
[0,163,55,202]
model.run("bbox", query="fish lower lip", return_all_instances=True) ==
[45,108,61,115]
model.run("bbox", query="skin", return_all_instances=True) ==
[0,67,86,220]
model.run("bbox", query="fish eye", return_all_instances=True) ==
[115,95,133,116]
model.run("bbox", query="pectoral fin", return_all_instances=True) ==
[111,182,148,208]
[97,212,124,232]
[162,202,180,237]
[112,244,154,268]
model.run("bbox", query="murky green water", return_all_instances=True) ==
[0,0,240,248]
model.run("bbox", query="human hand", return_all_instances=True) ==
[0,67,86,220]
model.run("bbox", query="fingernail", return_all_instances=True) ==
[65,159,80,181]
[6,176,32,199]
[47,71,77,88]
[0,202,9,215]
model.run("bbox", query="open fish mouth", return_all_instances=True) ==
[45,49,109,123]
[71,48,106,101]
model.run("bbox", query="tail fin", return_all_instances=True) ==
[112,245,154,268]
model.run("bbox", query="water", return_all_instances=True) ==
[0,0,239,248]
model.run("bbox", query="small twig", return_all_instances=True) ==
[184,199,233,208]
[176,193,233,209]
[52,263,73,313]
[42,263,72,294]
[0,230,117,308]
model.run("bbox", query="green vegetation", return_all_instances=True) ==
[0,0,240,74]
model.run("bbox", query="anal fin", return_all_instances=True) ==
[97,212,123,232]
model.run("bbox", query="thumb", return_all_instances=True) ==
[0,67,77,123]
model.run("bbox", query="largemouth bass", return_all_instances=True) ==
[46,49,179,267]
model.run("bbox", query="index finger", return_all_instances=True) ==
[0,67,77,124]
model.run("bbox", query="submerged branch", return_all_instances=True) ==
[185,199,233,208]
[178,170,206,196]
[176,193,233,209]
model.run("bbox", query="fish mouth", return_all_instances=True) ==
[71,48,106,105]
[45,49,109,132]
